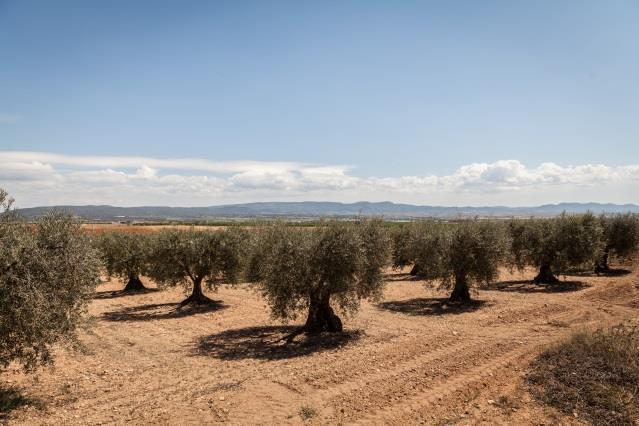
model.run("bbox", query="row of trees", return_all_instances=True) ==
[96,221,390,334]
[392,212,639,299]
[2,182,638,372]
[98,212,639,334]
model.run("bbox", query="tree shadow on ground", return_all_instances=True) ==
[194,325,362,361]
[384,273,423,282]
[0,387,42,421]
[93,288,161,300]
[102,301,227,322]
[487,280,590,294]
[377,297,488,316]
[570,268,632,278]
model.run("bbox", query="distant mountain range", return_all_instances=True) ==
[15,201,639,221]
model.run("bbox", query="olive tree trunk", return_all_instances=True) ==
[409,263,422,276]
[449,273,471,302]
[122,274,147,292]
[533,263,559,284]
[303,293,343,333]
[179,277,215,307]
[594,248,610,273]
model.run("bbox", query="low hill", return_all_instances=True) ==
[15,201,639,221]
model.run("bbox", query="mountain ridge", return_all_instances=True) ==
[14,201,639,221]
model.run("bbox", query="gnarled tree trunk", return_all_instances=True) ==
[303,293,343,333]
[409,263,422,276]
[449,273,471,302]
[594,248,610,273]
[533,263,559,284]
[122,274,147,292]
[179,277,215,307]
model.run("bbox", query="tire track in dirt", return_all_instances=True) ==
[279,300,569,394]
[322,303,613,424]
[8,270,639,425]
[361,344,538,425]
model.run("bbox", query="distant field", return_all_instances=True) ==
[80,223,228,234]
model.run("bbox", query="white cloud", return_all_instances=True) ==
[0,152,637,207]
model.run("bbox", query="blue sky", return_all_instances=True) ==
[1,1,638,207]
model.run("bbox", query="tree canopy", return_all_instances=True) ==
[147,227,246,307]
[413,220,507,302]
[509,212,603,283]
[1,189,100,370]
[96,232,152,292]
[257,220,390,335]
[596,213,639,272]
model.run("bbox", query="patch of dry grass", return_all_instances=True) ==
[527,324,639,425]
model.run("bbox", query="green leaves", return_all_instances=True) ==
[601,213,639,259]
[146,227,246,289]
[1,194,100,371]
[508,212,605,275]
[410,220,507,291]
[256,220,391,322]
[96,232,151,280]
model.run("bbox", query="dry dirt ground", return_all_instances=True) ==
[3,264,639,425]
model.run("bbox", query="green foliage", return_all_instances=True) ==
[413,220,507,298]
[390,224,413,269]
[600,213,639,259]
[96,232,151,281]
[528,325,639,425]
[257,220,391,324]
[1,189,100,371]
[147,227,247,290]
[245,225,279,283]
[509,212,604,277]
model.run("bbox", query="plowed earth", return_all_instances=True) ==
[3,264,638,425]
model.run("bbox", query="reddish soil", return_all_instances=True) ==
[3,264,638,425]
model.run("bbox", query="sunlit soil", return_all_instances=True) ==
[3,263,638,425]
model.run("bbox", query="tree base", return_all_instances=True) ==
[449,283,471,303]
[594,263,610,274]
[532,272,560,284]
[305,306,343,333]
[122,276,148,292]
[409,264,422,276]
[178,292,217,308]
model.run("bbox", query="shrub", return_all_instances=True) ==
[146,227,246,307]
[528,325,639,425]
[509,212,603,284]
[257,219,390,335]
[1,189,100,370]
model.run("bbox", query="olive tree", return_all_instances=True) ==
[245,226,274,283]
[509,212,603,284]
[1,189,100,370]
[97,232,152,292]
[147,228,246,307]
[595,213,639,272]
[390,224,413,270]
[414,220,507,302]
[258,220,390,334]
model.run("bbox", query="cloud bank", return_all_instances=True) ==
[1,152,638,207]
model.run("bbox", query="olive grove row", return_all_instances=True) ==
[94,209,639,333]
[2,186,639,372]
